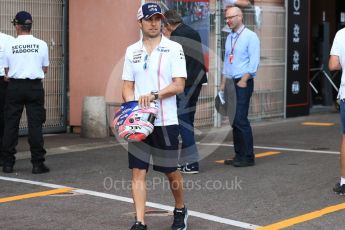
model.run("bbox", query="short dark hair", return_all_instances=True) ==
[163,10,182,25]
[19,24,32,32]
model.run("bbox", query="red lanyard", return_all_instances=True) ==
[230,26,246,55]
[229,26,245,64]
[229,26,245,65]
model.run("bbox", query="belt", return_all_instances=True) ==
[234,77,253,83]
[10,78,42,81]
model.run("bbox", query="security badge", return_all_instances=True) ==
[229,53,234,64]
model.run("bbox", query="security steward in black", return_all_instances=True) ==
[0,65,8,167]
[2,11,50,174]
[0,76,6,166]
[0,31,14,167]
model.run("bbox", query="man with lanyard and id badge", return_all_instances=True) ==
[220,6,260,167]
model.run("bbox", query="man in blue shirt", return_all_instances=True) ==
[221,6,260,167]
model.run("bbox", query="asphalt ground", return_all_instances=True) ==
[1,111,345,230]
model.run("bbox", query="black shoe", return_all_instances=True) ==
[172,206,188,230]
[3,165,14,173]
[179,162,199,174]
[130,221,147,230]
[224,157,238,165]
[232,160,255,167]
[32,163,50,174]
[333,183,345,195]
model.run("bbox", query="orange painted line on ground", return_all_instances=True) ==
[256,202,345,230]
[302,122,335,126]
[0,187,73,203]
[255,151,281,158]
[215,160,226,164]
[215,151,281,163]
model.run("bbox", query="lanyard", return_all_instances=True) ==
[230,26,246,55]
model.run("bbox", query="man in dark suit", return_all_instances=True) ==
[163,10,208,174]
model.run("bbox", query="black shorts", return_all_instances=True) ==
[128,125,179,173]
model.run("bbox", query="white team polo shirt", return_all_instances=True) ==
[0,32,15,76]
[330,28,345,100]
[122,35,187,126]
[4,35,49,79]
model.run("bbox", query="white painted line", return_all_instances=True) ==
[74,188,134,203]
[0,176,67,189]
[187,210,259,229]
[199,143,340,155]
[15,142,123,160]
[0,176,260,229]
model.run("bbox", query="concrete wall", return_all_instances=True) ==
[69,0,141,129]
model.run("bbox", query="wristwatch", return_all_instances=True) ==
[151,90,159,100]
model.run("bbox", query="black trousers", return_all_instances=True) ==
[0,77,8,150]
[2,79,46,166]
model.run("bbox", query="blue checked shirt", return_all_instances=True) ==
[222,25,260,79]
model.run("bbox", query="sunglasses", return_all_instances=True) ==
[143,54,149,70]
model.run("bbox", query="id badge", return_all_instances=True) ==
[229,54,234,64]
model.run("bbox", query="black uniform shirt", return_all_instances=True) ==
[170,23,208,87]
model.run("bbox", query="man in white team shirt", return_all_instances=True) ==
[122,3,188,230]
[329,27,345,195]
[2,11,49,174]
[0,32,14,166]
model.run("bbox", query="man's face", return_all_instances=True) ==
[224,8,242,31]
[139,14,162,38]
[162,23,172,38]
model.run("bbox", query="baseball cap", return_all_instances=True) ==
[12,11,32,25]
[137,3,164,20]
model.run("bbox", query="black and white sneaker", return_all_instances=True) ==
[179,162,199,174]
[172,207,188,230]
[333,183,345,195]
[130,221,147,230]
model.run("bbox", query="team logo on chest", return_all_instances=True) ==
[132,50,143,63]
[157,47,170,53]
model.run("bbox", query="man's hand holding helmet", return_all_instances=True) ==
[138,90,159,108]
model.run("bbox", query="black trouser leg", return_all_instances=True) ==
[25,83,46,165]
[2,84,24,166]
[0,78,8,161]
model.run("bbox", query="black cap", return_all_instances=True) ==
[215,95,228,116]
[12,11,32,25]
